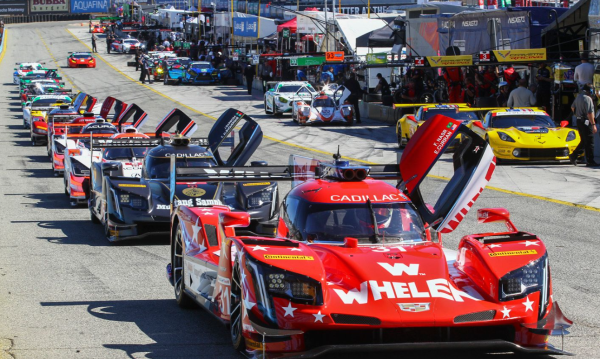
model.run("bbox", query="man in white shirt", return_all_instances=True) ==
[574,53,594,89]
[507,79,536,107]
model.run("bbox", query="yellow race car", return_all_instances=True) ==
[471,108,579,161]
[395,103,476,148]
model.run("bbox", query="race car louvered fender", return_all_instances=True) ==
[84,96,97,113]
[116,104,149,131]
[400,114,496,234]
[207,108,262,167]
[154,108,197,137]
[71,92,87,111]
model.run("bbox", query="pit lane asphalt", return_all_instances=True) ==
[0,21,598,359]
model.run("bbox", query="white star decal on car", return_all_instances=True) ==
[523,296,534,312]
[251,245,269,251]
[501,306,511,319]
[313,311,325,323]
[191,218,202,242]
[282,302,297,317]
[488,244,502,248]
[522,240,539,247]
[289,247,302,251]
[243,297,256,318]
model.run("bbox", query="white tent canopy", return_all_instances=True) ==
[335,18,388,55]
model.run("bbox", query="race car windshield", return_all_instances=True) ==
[422,109,479,122]
[32,98,65,106]
[492,115,554,129]
[313,98,336,107]
[124,40,138,44]
[278,85,306,93]
[72,54,92,59]
[104,147,148,160]
[190,63,211,69]
[291,200,425,244]
[144,156,216,179]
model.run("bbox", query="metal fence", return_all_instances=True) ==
[0,14,90,24]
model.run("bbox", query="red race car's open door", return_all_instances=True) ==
[399,114,496,234]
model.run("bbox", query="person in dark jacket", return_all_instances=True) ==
[244,63,256,95]
[135,49,142,71]
[106,35,113,54]
[343,73,363,123]
[91,33,97,53]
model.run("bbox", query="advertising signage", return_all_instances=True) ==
[0,0,28,15]
[31,0,69,13]
[233,17,259,37]
[71,0,108,13]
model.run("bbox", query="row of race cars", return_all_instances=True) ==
[13,60,574,358]
[263,80,580,162]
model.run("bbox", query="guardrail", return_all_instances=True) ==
[0,14,90,24]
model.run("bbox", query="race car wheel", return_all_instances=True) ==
[173,225,195,308]
[90,209,100,224]
[264,100,273,115]
[397,127,404,149]
[230,257,246,352]
[163,74,169,85]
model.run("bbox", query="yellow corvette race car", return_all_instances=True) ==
[395,103,477,148]
[470,108,580,161]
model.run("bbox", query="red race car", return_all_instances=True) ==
[166,113,572,357]
[91,25,105,33]
[67,52,96,68]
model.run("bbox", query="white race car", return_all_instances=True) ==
[292,85,355,125]
[111,38,145,54]
[13,62,45,84]
[264,81,317,115]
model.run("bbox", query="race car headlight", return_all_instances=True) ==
[32,127,47,135]
[247,187,274,209]
[119,193,147,210]
[157,68,163,73]
[55,142,66,155]
[341,107,352,117]
[70,59,76,62]
[278,96,288,104]
[566,130,576,142]
[71,160,90,176]
[247,258,323,306]
[300,107,310,116]
[499,252,549,316]
[498,132,515,142]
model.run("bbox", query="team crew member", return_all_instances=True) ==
[91,33,97,53]
[375,73,391,96]
[106,35,113,54]
[343,73,363,123]
[297,66,307,81]
[507,79,536,108]
[139,56,152,84]
[574,53,594,89]
[570,85,599,167]
[243,63,255,95]
[135,49,142,71]
[536,62,552,111]
[496,81,510,107]
[443,66,463,103]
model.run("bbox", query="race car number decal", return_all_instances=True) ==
[488,249,537,257]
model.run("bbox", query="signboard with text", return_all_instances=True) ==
[492,48,546,62]
[0,0,28,15]
[290,56,325,67]
[366,52,387,65]
[234,17,259,37]
[325,51,344,62]
[70,0,108,13]
[426,55,472,67]
[31,0,69,13]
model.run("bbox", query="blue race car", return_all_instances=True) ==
[180,61,220,85]
[162,57,190,85]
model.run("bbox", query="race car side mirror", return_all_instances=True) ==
[101,163,120,176]
[560,121,569,128]
[477,207,518,233]
[268,88,275,92]
[220,211,250,228]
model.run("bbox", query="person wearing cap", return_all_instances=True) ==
[570,84,598,166]
[536,62,552,111]
[375,73,391,96]
[495,81,510,107]
[507,79,536,108]
[574,53,594,89]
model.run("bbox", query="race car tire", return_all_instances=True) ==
[271,100,282,116]
[397,127,405,149]
[173,225,195,309]
[70,199,79,208]
[230,257,246,352]
[90,209,100,224]
[264,100,273,115]
[64,178,69,196]
[163,75,169,85]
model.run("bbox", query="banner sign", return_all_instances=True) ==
[31,0,69,13]
[0,0,27,15]
[366,52,387,65]
[290,56,325,67]
[492,48,546,62]
[233,17,259,37]
[426,55,472,67]
[70,0,108,13]
[326,51,344,62]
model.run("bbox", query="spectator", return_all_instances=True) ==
[574,53,594,89]
[343,73,363,123]
[244,63,256,95]
[462,77,476,106]
[507,79,536,108]
[570,84,598,166]
[536,62,552,111]
[495,81,510,107]
[375,73,391,96]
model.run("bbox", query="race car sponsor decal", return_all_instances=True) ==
[156,204,170,210]
[175,198,223,207]
[378,262,420,276]
[489,249,537,257]
[182,188,206,197]
[118,184,147,187]
[242,182,271,186]
[398,303,430,312]
[263,254,314,260]
[433,128,454,155]
[161,152,212,158]
[330,194,405,202]
[333,279,479,304]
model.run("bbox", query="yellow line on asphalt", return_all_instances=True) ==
[36,30,79,91]
[65,28,600,214]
